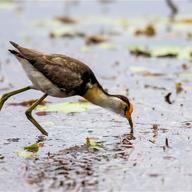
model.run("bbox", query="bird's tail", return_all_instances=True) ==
[9,41,19,49]
[9,41,25,59]
[9,40,42,60]
[8,49,24,58]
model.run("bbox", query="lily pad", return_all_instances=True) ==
[129,45,192,60]
[37,101,91,113]
[24,143,39,153]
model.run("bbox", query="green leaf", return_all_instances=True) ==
[37,101,91,113]
[85,138,101,151]
[175,82,183,94]
[24,143,39,153]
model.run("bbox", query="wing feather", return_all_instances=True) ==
[9,42,98,95]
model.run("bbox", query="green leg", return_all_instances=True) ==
[25,93,48,136]
[0,86,32,110]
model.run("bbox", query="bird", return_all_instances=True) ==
[0,41,133,136]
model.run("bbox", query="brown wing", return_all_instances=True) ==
[32,54,94,95]
[9,41,98,95]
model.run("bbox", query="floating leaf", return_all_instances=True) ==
[85,35,107,45]
[175,82,183,94]
[16,151,35,159]
[24,143,39,153]
[174,18,192,25]
[85,138,101,151]
[129,45,192,60]
[54,16,78,24]
[49,27,85,38]
[152,46,179,58]
[37,101,91,113]
[134,24,156,37]
[129,46,151,57]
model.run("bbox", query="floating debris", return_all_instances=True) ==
[144,84,166,91]
[85,138,102,151]
[174,17,192,25]
[0,154,4,160]
[54,16,78,24]
[129,46,151,57]
[129,45,192,60]
[35,111,49,116]
[85,35,107,45]
[165,138,170,148]
[164,92,175,104]
[16,143,42,159]
[175,82,183,94]
[7,138,20,143]
[134,24,156,37]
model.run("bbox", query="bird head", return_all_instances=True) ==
[114,95,133,129]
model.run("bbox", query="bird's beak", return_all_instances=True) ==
[125,103,133,129]
[127,115,133,129]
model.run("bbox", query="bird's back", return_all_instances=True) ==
[9,42,99,97]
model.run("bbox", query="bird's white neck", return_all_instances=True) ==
[83,84,122,114]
